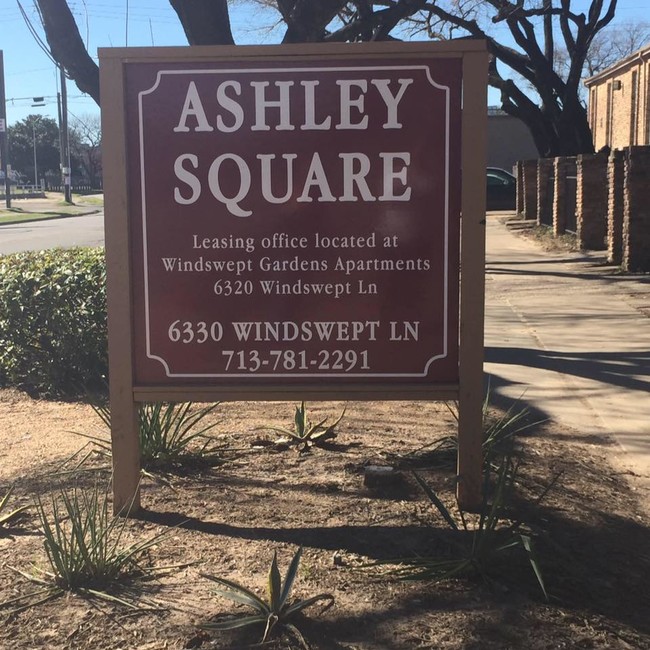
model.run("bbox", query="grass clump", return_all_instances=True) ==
[264,401,346,452]
[201,547,334,646]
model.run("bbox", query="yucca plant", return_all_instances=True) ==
[446,393,539,458]
[385,452,549,599]
[392,393,540,470]
[2,481,172,613]
[200,547,334,644]
[84,400,225,469]
[481,398,539,458]
[264,402,346,451]
[0,485,28,529]
[137,401,223,468]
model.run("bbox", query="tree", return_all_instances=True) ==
[69,114,102,189]
[398,1,619,156]
[582,20,650,77]
[34,0,622,157]
[553,20,649,100]
[8,115,60,184]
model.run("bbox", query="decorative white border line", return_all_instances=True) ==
[137,64,452,378]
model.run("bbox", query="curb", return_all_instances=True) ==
[0,209,102,226]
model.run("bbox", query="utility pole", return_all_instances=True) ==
[0,50,11,208]
[32,122,38,187]
[60,66,72,203]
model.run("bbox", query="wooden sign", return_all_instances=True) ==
[100,42,487,514]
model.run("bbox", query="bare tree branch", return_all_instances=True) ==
[412,0,618,154]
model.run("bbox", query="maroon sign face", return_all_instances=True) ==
[124,55,461,386]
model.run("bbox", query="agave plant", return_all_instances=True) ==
[264,402,346,451]
[0,485,28,529]
[200,547,334,644]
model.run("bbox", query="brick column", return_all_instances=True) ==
[536,158,554,227]
[576,152,609,250]
[623,146,650,272]
[553,157,567,235]
[522,159,538,221]
[607,149,625,265]
[515,161,524,216]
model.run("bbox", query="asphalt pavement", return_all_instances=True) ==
[0,194,104,254]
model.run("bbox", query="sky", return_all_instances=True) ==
[1,0,649,128]
[0,0,284,127]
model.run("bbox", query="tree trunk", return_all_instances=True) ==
[169,0,234,45]
[281,0,346,42]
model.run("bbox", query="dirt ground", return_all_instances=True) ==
[1,388,649,649]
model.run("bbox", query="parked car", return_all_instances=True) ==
[486,167,516,211]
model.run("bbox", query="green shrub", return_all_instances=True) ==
[0,247,107,397]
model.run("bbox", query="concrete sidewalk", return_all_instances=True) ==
[484,215,650,503]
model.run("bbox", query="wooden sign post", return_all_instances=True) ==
[99,41,487,515]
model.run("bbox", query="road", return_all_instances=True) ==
[0,212,105,255]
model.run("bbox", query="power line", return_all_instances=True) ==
[16,1,58,68]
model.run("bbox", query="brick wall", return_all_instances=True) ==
[516,145,650,267]
[623,146,650,271]
[576,152,609,250]
[607,150,625,264]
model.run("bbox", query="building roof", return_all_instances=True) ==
[585,42,650,87]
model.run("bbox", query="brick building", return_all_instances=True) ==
[585,44,650,150]
[487,107,537,171]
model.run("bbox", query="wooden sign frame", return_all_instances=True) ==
[100,41,487,514]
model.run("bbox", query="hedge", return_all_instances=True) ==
[0,248,107,398]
